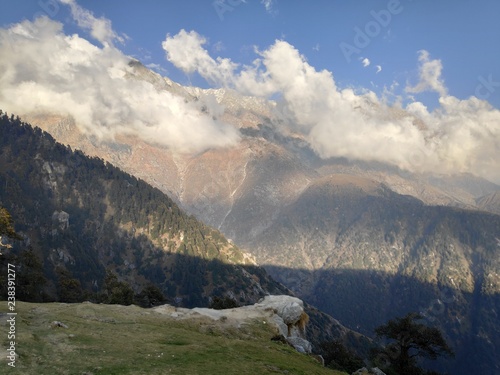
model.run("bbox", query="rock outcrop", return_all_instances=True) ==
[352,367,386,375]
[52,210,69,232]
[153,295,313,354]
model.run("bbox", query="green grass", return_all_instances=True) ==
[1,302,347,375]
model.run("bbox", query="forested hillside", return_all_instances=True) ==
[0,111,285,306]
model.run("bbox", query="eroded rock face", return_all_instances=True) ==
[153,295,313,354]
[52,210,69,231]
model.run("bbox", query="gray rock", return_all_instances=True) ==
[351,368,386,375]
[294,345,306,353]
[352,368,369,375]
[154,295,314,356]
[50,321,68,328]
[280,301,303,325]
[256,295,305,326]
[286,336,312,354]
[52,210,70,231]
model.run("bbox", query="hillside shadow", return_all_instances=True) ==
[1,191,498,375]
[263,264,500,375]
[3,234,498,374]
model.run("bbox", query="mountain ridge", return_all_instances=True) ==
[0,111,371,359]
[9,61,500,374]
[0,112,273,304]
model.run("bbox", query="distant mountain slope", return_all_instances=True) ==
[256,174,500,375]
[476,191,500,215]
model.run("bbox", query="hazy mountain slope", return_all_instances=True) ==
[254,174,500,375]
[476,191,500,215]
[254,174,500,289]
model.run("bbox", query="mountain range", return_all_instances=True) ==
[6,60,500,374]
[0,111,369,360]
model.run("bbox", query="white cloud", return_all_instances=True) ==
[361,57,370,67]
[376,65,382,74]
[406,50,447,97]
[162,29,239,87]
[212,41,225,53]
[1,3,498,183]
[163,30,500,182]
[164,33,429,168]
[261,0,276,14]
[59,0,123,47]
[0,17,239,153]
[405,96,500,179]
[145,63,168,74]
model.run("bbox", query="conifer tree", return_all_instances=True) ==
[373,312,454,375]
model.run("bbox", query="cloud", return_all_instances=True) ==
[361,57,370,67]
[1,3,498,183]
[163,30,500,183]
[145,63,168,74]
[405,96,500,179]
[376,65,382,74]
[164,32,428,166]
[0,16,239,153]
[212,41,225,53]
[261,0,276,14]
[59,0,123,47]
[406,50,447,97]
[162,29,239,88]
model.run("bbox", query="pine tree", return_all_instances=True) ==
[102,270,134,305]
[373,312,454,375]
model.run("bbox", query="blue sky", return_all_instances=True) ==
[1,0,499,109]
[0,0,499,182]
